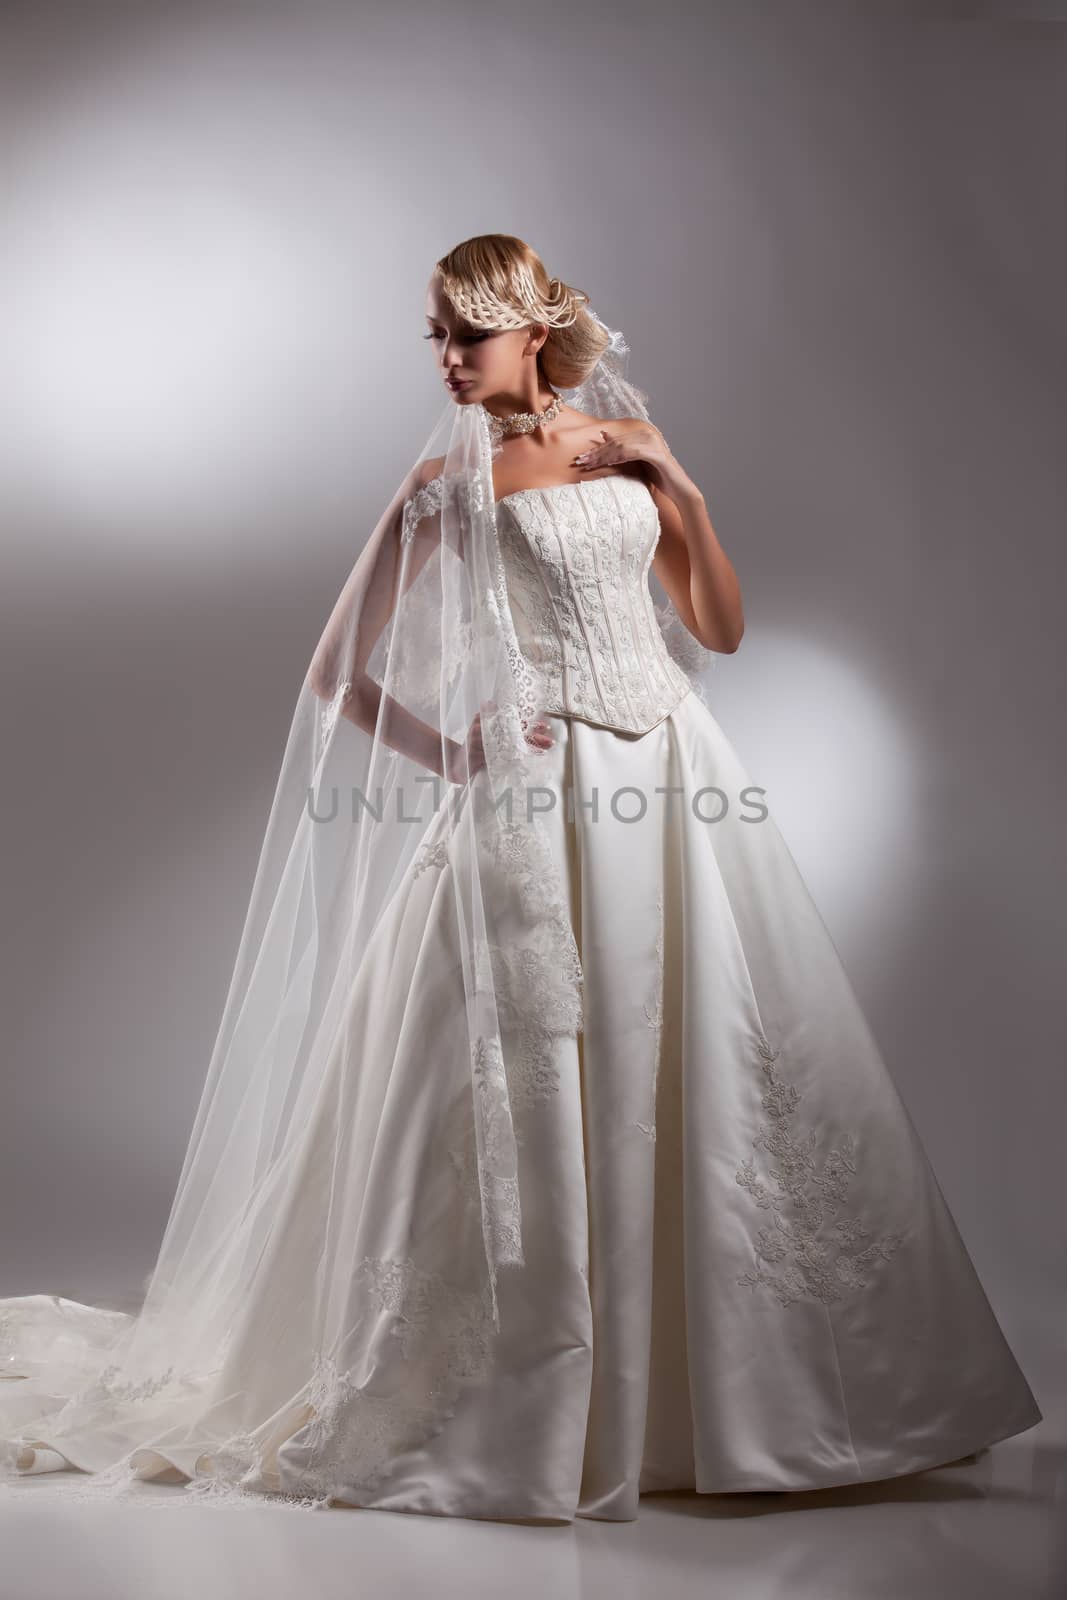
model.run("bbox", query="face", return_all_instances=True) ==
[424,275,543,404]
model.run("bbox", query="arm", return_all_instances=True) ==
[577,418,744,654]
[308,456,472,781]
[649,475,744,654]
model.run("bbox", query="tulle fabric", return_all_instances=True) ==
[0,316,713,1509]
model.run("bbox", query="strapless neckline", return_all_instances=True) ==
[495,475,652,512]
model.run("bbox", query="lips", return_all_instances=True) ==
[447,379,471,390]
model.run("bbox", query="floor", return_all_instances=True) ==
[1,1428,1063,1600]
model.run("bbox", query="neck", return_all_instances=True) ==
[483,388,557,423]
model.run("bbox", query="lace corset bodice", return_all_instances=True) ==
[496,475,693,735]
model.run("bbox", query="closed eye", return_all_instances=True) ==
[423,328,491,342]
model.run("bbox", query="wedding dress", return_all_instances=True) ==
[2,467,1043,1523]
[0,328,1041,1522]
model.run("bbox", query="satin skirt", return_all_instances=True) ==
[0,689,1041,1521]
[337,689,1041,1521]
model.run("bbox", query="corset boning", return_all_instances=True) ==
[496,475,693,735]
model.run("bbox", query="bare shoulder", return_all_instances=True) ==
[614,414,666,440]
[598,414,669,452]
[570,411,647,433]
[393,454,447,504]
[414,453,447,489]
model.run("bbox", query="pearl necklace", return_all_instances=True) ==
[484,390,564,446]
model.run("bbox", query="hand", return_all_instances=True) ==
[525,717,555,754]
[572,423,676,489]
[444,711,487,785]
[445,708,554,784]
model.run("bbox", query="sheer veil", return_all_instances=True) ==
[0,309,714,1508]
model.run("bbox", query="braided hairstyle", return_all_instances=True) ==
[433,233,611,390]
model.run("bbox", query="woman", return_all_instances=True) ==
[0,234,1041,1523]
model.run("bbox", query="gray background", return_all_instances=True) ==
[1,0,1063,1432]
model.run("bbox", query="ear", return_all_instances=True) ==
[526,320,549,357]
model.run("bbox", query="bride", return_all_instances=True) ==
[0,233,1041,1523]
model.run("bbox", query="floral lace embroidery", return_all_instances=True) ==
[479,698,553,774]
[400,476,444,545]
[54,1254,500,1513]
[318,677,352,753]
[411,837,450,878]
[352,1256,496,1374]
[475,816,584,1042]
[506,1025,565,1119]
[444,808,585,1243]
[69,1361,178,1408]
[184,1257,496,1512]
[734,1033,906,1307]
[273,1257,497,1505]
[497,479,694,734]
[283,1360,433,1505]
[479,937,583,1041]
[468,1034,524,1268]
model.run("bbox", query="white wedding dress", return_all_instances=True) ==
[0,473,1042,1522]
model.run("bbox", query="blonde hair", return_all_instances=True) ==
[433,233,610,390]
